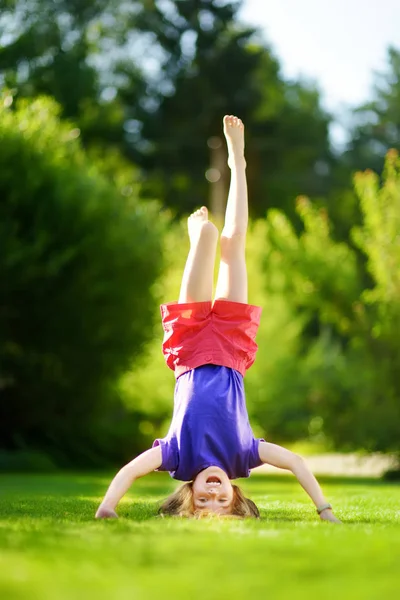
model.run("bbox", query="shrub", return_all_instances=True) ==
[0,93,164,465]
[257,151,400,453]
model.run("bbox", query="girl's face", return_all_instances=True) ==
[192,466,234,515]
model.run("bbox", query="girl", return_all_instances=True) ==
[96,115,341,522]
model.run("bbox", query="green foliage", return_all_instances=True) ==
[2,1,400,459]
[324,47,400,244]
[128,0,334,219]
[1,473,400,599]
[344,47,400,175]
[243,220,309,441]
[0,0,334,220]
[258,152,400,453]
[0,0,134,147]
[0,93,164,465]
[353,152,400,313]
[117,219,188,440]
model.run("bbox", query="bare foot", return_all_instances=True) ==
[187,206,218,246]
[223,115,245,168]
[95,506,118,519]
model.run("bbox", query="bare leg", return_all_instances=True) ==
[178,206,219,303]
[214,115,248,304]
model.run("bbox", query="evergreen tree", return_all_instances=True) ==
[344,46,400,175]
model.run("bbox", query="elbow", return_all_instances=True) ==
[119,464,136,483]
[290,453,306,473]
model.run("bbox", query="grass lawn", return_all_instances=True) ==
[0,472,399,600]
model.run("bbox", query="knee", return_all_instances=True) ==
[220,233,246,258]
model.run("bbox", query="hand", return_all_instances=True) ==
[319,508,342,524]
[95,505,118,519]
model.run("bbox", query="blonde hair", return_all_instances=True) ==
[159,482,260,518]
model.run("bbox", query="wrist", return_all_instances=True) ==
[316,503,332,514]
[100,500,116,511]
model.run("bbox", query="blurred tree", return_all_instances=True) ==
[321,47,400,261]
[0,94,164,466]
[0,0,142,145]
[343,46,400,175]
[0,0,334,220]
[248,78,334,221]
[123,0,334,219]
[257,151,400,454]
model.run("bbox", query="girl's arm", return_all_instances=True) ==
[95,446,162,519]
[258,441,341,523]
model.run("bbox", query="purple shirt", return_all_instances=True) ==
[153,365,264,481]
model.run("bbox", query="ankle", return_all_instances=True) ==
[228,155,246,170]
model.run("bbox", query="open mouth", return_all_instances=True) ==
[206,476,221,485]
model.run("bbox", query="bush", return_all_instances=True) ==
[257,151,400,453]
[117,219,188,441]
[0,93,164,465]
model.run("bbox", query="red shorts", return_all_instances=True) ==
[160,300,262,378]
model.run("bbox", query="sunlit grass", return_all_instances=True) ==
[0,472,399,599]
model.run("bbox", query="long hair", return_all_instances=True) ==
[159,482,260,518]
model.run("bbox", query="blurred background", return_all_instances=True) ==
[1,0,400,473]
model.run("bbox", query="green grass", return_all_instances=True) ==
[0,472,399,600]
